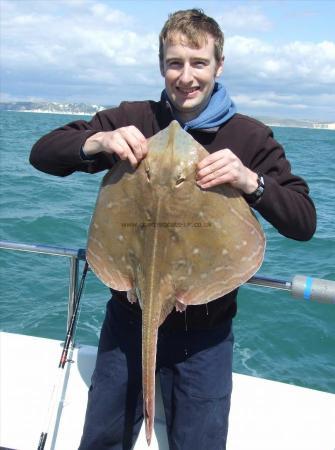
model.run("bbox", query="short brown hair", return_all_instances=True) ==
[159,9,224,64]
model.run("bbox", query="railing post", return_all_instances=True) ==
[68,256,79,332]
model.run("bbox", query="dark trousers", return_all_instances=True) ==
[78,299,233,450]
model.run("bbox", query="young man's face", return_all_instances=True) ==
[160,33,223,123]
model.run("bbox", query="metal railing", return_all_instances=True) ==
[0,240,334,325]
[0,240,86,330]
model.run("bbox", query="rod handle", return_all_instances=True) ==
[291,275,335,304]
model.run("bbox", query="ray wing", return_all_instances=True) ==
[86,162,152,291]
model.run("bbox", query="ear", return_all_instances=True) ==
[215,56,224,78]
[159,58,165,77]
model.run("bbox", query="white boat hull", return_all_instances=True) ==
[1,332,334,450]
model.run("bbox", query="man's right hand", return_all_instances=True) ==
[82,126,148,167]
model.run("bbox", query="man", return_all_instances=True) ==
[30,9,316,450]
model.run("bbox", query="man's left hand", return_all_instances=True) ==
[196,148,258,194]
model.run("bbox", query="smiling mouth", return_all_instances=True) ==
[177,87,199,95]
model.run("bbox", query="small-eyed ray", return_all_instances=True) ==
[87,120,265,445]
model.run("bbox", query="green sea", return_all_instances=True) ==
[0,110,334,393]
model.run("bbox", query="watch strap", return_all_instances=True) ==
[244,174,265,205]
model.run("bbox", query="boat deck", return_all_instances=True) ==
[0,332,334,450]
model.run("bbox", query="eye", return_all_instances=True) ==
[145,166,151,182]
[193,60,207,68]
[167,60,182,69]
[176,177,186,186]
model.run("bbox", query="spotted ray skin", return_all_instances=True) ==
[87,120,265,445]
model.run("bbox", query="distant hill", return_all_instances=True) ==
[255,115,334,130]
[0,101,109,115]
[0,102,334,129]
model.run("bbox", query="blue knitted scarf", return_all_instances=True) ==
[162,82,236,130]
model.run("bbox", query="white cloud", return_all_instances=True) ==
[1,0,160,90]
[220,32,335,119]
[0,91,48,102]
[225,36,335,88]
[234,92,310,109]
[232,91,335,119]
[90,2,131,23]
[217,6,273,33]
[0,0,334,119]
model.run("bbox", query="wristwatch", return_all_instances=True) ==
[244,174,265,205]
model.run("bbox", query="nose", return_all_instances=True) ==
[179,64,193,84]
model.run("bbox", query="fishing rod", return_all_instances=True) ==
[37,260,89,450]
[248,274,335,304]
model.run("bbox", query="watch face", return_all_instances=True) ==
[256,176,264,196]
[257,177,264,194]
[245,174,264,205]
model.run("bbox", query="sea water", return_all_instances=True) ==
[0,110,334,393]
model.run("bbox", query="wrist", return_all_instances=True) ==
[83,132,104,156]
[243,170,259,194]
[244,174,265,205]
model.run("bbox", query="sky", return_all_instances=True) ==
[1,0,334,121]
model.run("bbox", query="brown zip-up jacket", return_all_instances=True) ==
[30,100,316,330]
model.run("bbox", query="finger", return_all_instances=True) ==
[197,178,224,189]
[119,129,143,161]
[197,164,238,186]
[197,153,223,170]
[120,127,148,161]
[128,126,148,156]
[197,172,233,189]
[114,140,138,167]
[197,158,227,180]
[197,148,232,170]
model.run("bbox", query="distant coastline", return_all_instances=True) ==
[0,101,107,117]
[1,101,334,130]
[256,116,335,131]
[7,109,95,116]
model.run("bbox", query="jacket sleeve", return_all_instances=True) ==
[247,127,316,241]
[29,110,119,177]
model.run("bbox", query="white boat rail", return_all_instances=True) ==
[0,239,334,324]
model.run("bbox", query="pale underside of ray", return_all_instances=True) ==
[86,120,266,444]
